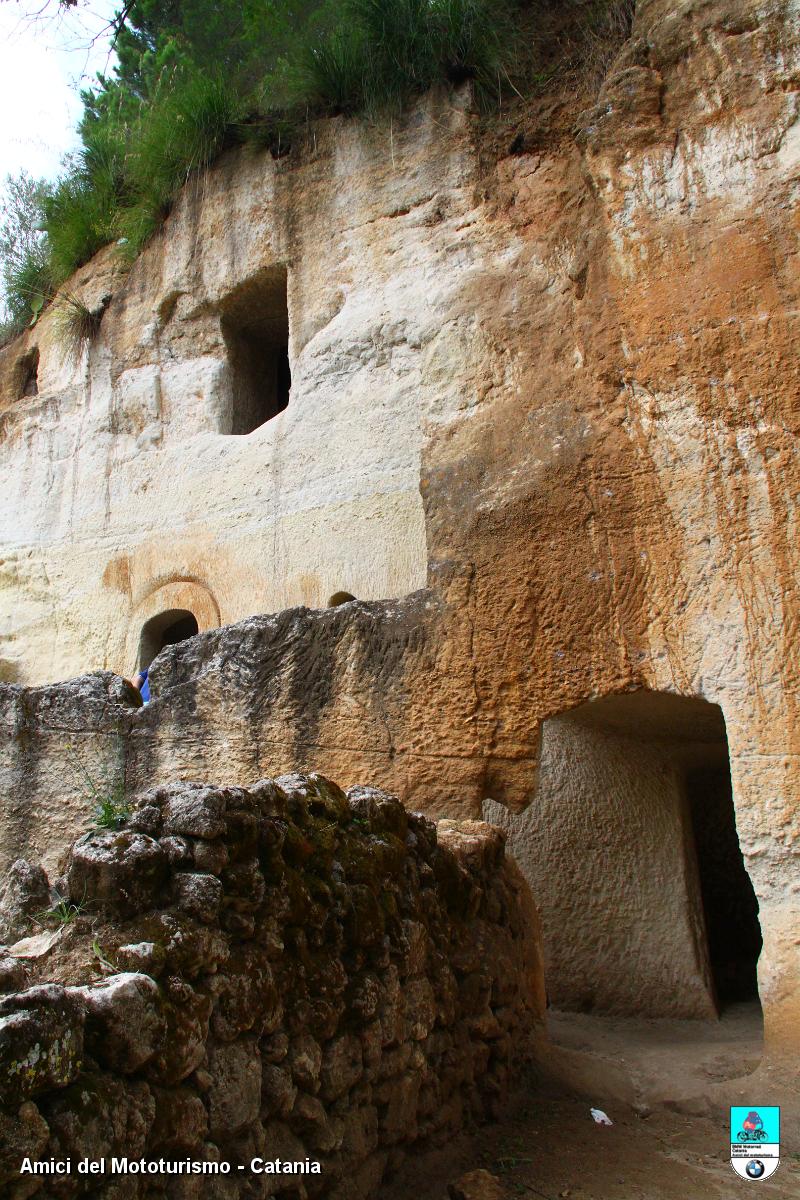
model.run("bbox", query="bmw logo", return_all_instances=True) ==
[746,1160,766,1179]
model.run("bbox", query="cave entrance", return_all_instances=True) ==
[16,347,39,398]
[544,691,762,1017]
[138,609,199,669]
[539,691,762,1020]
[492,691,762,1024]
[685,764,762,1007]
[487,690,764,1096]
[221,267,291,434]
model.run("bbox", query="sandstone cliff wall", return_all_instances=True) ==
[0,0,799,1117]
[0,91,480,683]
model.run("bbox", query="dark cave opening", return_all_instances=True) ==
[686,764,763,1008]
[139,609,199,668]
[221,268,291,434]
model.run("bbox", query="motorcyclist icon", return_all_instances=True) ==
[738,1112,768,1142]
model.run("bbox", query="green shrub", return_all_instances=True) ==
[118,71,244,257]
[44,175,119,287]
[42,114,129,287]
[288,0,514,116]
[3,246,53,331]
[0,0,527,304]
[0,172,53,333]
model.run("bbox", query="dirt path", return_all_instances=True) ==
[382,1086,797,1200]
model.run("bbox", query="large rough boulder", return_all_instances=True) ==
[71,973,166,1073]
[0,957,27,994]
[41,1073,155,1175]
[0,985,84,1105]
[65,830,168,917]
[0,860,50,944]
[206,1038,262,1138]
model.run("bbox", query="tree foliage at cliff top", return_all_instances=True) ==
[1,0,633,338]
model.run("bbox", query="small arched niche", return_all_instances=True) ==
[328,591,356,607]
[138,609,199,669]
[124,579,220,676]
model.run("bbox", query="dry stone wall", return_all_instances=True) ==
[0,774,543,1199]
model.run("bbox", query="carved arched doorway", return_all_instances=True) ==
[126,580,220,673]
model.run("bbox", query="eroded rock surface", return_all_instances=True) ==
[0,984,84,1106]
[0,0,797,1120]
[0,860,50,944]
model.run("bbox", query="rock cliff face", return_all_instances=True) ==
[0,776,542,1199]
[0,0,799,1119]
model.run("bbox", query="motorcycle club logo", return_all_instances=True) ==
[730,1107,780,1181]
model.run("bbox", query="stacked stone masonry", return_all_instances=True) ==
[0,774,543,1198]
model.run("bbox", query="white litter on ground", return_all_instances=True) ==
[590,1108,613,1126]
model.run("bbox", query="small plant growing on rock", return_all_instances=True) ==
[53,292,109,363]
[39,893,88,927]
[93,790,131,830]
[64,739,129,830]
[92,939,117,973]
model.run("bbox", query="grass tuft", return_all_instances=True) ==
[53,292,109,362]
[63,738,130,828]
[92,939,117,971]
[575,0,636,90]
[39,893,89,927]
[285,0,515,117]
[43,153,122,289]
[286,24,369,114]
[118,72,244,259]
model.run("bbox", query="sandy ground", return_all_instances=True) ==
[381,1082,798,1200]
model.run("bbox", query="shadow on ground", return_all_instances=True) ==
[380,1079,797,1200]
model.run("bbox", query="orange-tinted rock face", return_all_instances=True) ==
[0,0,798,1114]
